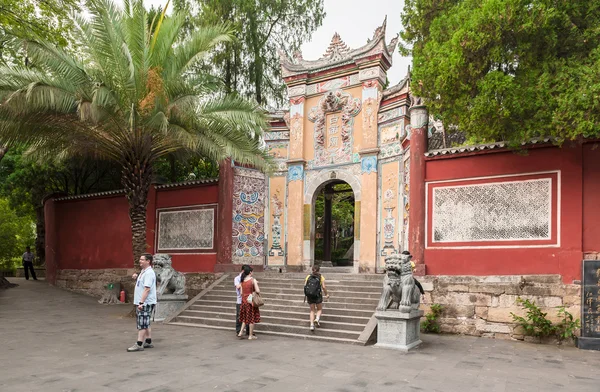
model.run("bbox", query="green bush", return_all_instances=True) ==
[421,303,443,333]
[511,297,581,344]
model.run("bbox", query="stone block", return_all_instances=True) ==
[475,319,511,334]
[468,284,510,295]
[154,294,189,322]
[375,310,424,352]
[519,285,565,297]
[487,307,524,323]
[434,292,492,307]
[564,285,581,297]
[521,275,562,284]
[420,281,434,292]
[563,296,581,306]
[497,294,562,308]
[494,333,513,340]
[475,306,488,319]
[437,282,470,292]
[442,304,475,318]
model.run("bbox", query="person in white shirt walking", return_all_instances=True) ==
[22,246,37,281]
[127,254,157,352]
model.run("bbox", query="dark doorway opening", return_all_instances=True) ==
[314,181,355,267]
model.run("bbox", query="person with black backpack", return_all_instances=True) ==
[304,265,329,331]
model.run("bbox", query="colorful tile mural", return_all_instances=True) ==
[232,168,266,265]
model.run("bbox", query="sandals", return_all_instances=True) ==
[248,335,258,340]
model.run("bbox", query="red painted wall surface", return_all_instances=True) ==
[583,143,600,253]
[424,144,585,283]
[44,198,58,284]
[45,181,225,275]
[54,195,133,269]
[150,183,220,273]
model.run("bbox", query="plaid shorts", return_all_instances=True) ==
[136,304,155,330]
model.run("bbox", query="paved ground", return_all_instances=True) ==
[2,278,600,392]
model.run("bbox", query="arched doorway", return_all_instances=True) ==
[314,181,355,267]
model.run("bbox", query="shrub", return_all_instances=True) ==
[511,298,555,338]
[421,303,443,333]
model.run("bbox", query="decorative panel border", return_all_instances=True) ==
[156,204,217,253]
[426,172,560,249]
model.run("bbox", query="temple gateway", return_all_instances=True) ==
[260,19,418,273]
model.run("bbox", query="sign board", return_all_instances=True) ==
[578,260,600,350]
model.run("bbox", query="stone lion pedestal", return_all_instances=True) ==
[153,254,188,322]
[375,309,424,352]
[154,294,188,322]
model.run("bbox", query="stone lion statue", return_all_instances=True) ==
[376,252,421,312]
[153,254,186,296]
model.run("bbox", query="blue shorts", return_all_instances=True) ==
[136,304,155,330]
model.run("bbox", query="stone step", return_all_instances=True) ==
[190,303,375,318]
[200,294,380,306]
[216,282,383,292]
[317,267,354,274]
[253,272,385,281]
[194,298,377,311]
[209,289,382,300]
[169,322,361,345]
[251,276,384,285]
[181,308,370,326]
[173,316,360,340]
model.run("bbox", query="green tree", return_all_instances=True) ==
[0,198,36,269]
[0,149,122,263]
[0,0,270,264]
[400,0,600,142]
[0,0,79,64]
[175,0,325,106]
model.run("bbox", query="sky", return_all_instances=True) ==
[140,0,411,86]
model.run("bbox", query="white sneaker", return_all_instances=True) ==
[314,319,320,327]
[310,324,315,331]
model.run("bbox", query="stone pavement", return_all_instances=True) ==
[1,278,600,392]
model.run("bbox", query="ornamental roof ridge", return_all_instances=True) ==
[279,16,394,76]
[322,32,351,61]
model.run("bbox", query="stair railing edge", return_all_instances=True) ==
[164,273,230,324]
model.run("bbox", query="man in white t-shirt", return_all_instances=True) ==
[22,246,37,280]
[127,254,157,352]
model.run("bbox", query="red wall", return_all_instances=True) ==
[45,181,225,276]
[424,144,586,283]
[54,194,133,269]
[148,184,219,273]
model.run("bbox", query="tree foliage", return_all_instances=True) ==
[0,0,79,64]
[0,198,36,267]
[0,0,270,263]
[174,0,325,106]
[401,0,600,142]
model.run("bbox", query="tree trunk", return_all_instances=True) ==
[121,157,153,267]
[0,145,7,162]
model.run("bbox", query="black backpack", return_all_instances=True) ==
[304,274,322,299]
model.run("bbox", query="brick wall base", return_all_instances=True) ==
[419,275,581,342]
[55,269,221,302]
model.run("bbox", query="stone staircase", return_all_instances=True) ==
[169,272,384,344]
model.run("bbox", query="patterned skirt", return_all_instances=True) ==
[239,302,261,324]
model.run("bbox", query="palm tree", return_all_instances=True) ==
[0,0,270,264]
